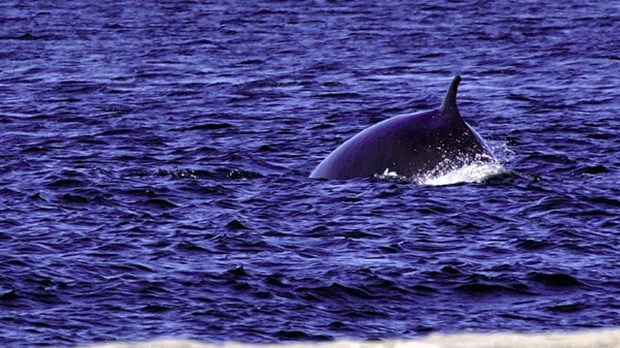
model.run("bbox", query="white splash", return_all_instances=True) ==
[417,140,512,186]
[374,141,512,186]
[381,168,400,177]
[416,160,506,186]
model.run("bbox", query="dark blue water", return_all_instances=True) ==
[1,1,619,347]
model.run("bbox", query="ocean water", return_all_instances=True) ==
[1,1,619,347]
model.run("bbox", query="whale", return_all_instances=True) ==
[310,76,494,180]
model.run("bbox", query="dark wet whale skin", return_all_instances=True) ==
[310,76,493,179]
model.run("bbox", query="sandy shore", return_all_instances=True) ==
[79,328,619,348]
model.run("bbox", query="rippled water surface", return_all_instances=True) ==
[1,1,619,347]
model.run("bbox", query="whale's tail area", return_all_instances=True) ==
[440,75,461,116]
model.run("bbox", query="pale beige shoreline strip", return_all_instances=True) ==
[77,328,620,348]
[422,328,619,348]
[78,340,438,348]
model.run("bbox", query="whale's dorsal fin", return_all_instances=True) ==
[440,75,461,116]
